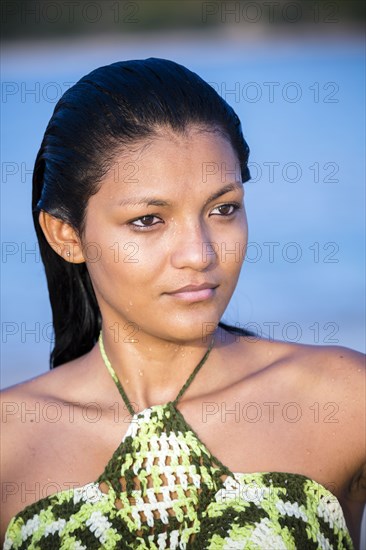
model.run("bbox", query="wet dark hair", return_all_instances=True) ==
[32,58,252,368]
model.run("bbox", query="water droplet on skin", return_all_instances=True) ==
[125,379,129,384]
[306,449,311,455]
[331,378,335,382]
[180,353,186,357]
[139,370,144,377]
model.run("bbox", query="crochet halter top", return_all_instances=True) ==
[4,333,354,549]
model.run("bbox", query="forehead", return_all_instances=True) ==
[103,127,242,198]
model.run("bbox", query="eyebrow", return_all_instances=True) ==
[118,182,243,208]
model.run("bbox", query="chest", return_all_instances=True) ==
[4,402,356,550]
[14,389,350,501]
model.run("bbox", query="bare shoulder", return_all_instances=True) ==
[283,340,365,404]
[0,347,105,454]
[0,371,65,539]
[276,340,366,441]
[236,336,366,493]
[237,335,365,396]
[219,327,365,401]
[1,359,83,466]
[0,350,104,540]
[1,346,101,416]
[288,340,365,376]
[0,351,102,477]
[247,337,365,425]
[1,367,69,435]
[282,341,366,532]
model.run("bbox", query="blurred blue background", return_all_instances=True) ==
[1,5,365,391]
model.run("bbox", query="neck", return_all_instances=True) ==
[97,322,218,410]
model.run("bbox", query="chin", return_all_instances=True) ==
[157,310,222,344]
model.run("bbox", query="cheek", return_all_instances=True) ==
[84,236,161,304]
[85,258,148,323]
[216,218,248,270]
[81,225,141,278]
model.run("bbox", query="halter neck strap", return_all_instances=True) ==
[98,331,215,416]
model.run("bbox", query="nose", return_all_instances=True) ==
[170,221,218,271]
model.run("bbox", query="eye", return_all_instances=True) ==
[129,215,162,230]
[210,202,241,216]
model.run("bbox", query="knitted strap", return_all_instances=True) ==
[98,331,216,414]
[98,332,135,416]
[172,335,216,406]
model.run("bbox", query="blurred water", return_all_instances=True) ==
[1,34,365,388]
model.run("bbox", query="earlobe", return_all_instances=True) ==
[38,211,85,264]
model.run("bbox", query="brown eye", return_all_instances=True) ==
[210,203,240,217]
[218,204,233,215]
[129,215,162,230]
[139,215,155,226]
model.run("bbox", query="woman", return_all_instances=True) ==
[1,58,364,549]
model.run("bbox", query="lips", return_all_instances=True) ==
[166,283,218,294]
[165,283,218,303]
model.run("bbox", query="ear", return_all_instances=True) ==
[38,211,85,264]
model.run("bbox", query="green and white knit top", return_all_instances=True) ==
[4,334,354,549]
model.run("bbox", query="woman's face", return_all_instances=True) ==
[82,126,248,344]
